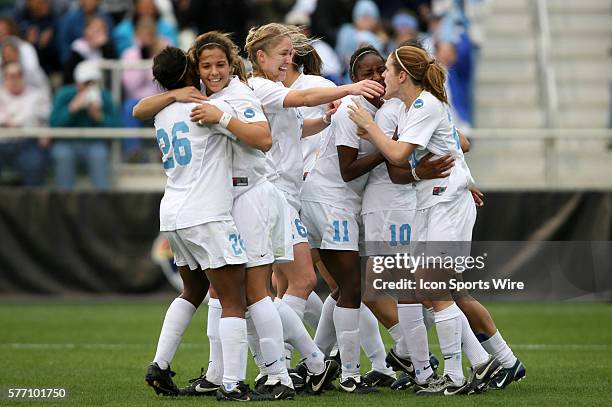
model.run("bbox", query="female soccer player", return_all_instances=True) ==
[298,44,393,393]
[134,33,297,400]
[348,45,503,396]
[244,23,383,328]
[243,22,383,384]
[143,46,259,401]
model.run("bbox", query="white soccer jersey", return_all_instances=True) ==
[301,95,376,213]
[362,98,416,214]
[156,100,234,231]
[397,90,474,210]
[208,76,269,198]
[290,73,336,174]
[248,76,305,211]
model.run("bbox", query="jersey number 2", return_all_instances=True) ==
[156,121,192,169]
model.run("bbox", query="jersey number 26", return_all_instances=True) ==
[156,121,192,169]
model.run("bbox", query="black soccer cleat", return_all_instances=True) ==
[179,368,219,396]
[429,352,440,373]
[216,381,273,401]
[385,348,416,381]
[258,381,296,400]
[306,358,340,394]
[288,368,306,392]
[489,359,526,390]
[338,376,379,394]
[390,372,413,390]
[415,374,468,396]
[145,362,179,396]
[362,370,396,387]
[465,356,504,394]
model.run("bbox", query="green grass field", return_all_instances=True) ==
[0,300,610,406]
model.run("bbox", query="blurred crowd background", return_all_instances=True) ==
[0,0,491,189]
[0,0,609,190]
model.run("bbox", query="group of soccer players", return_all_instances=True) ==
[134,22,526,401]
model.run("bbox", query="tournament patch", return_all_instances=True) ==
[244,108,256,119]
[414,98,424,109]
[233,177,249,186]
[432,186,446,196]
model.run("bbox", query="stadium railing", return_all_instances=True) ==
[1,127,611,191]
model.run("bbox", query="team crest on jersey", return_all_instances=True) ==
[244,108,256,119]
[432,186,446,196]
[414,98,424,109]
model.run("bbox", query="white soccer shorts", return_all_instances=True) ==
[163,220,248,270]
[301,201,360,251]
[233,181,294,267]
[361,209,415,256]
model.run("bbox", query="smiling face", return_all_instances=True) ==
[383,54,402,99]
[198,47,231,95]
[257,36,293,82]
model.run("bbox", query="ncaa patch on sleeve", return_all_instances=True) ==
[414,98,424,109]
[244,108,256,119]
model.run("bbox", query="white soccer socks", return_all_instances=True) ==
[275,298,325,374]
[219,317,248,391]
[359,303,393,375]
[153,297,196,370]
[434,303,464,385]
[205,298,223,385]
[480,330,518,369]
[248,297,291,385]
[313,294,337,355]
[333,306,361,381]
[304,291,324,330]
[398,303,432,383]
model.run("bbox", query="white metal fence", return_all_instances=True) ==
[1,127,611,191]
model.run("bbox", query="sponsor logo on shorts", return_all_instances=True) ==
[432,186,446,196]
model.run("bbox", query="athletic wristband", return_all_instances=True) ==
[412,167,421,181]
[219,112,232,128]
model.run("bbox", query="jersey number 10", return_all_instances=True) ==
[156,121,193,169]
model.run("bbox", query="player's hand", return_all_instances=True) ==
[347,98,375,134]
[470,186,484,208]
[323,101,340,124]
[190,103,223,125]
[348,79,385,99]
[415,153,454,179]
[172,86,207,104]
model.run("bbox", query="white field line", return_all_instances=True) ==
[0,343,609,351]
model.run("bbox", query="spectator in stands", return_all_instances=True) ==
[57,0,114,63]
[120,17,166,161]
[386,9,421,53]
[112,0,177,56]
[0,35,50,96]
[284,10,343,84]
[171,0,249,50]
[310,0,355,48]
[62,15,117,85]
[0,16,41,70]
[13,0,60,75]
[373,0,431,32]
[0,61,48,186]
[50,60,119,189]
[336,0,384,81]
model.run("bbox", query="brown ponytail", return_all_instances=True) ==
[287,28,322,76]
[392,45,448,104]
